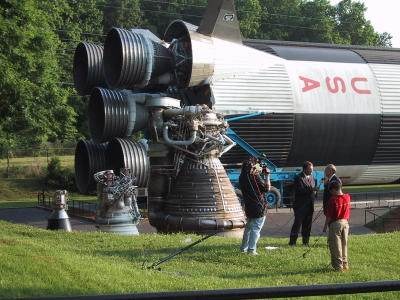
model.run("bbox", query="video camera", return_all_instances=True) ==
[251,159,270,175]
[260,162,270,175]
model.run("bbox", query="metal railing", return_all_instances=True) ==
[365,207,400,232]
[68,199,97,220]
[348,190,400,207]
[37,191,97,220]
[282,190,400,210]
[1,146,75,159]
[37,189,400,221]
[37,191,52,208]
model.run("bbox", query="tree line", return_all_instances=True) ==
[0,0,393,156]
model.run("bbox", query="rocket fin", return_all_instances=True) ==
[197,0,242,44]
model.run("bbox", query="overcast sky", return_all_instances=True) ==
[329,0,400,48]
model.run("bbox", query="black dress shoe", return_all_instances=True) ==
[289,236,297,246]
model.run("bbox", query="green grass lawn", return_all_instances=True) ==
[0,221,399,299]
[0,155,74,172]
[0,176,96,208]
[0,155,75,206]
[0,155,99,205]
[0,156,399,298]
[0,178,43,203]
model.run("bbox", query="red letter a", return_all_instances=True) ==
[299,76,320,92]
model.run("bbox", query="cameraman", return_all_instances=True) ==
[239,157,271,255]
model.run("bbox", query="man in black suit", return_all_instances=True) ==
[289,161,316,246]
[323,164,342,216]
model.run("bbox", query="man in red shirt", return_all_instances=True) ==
[324,181,351,272]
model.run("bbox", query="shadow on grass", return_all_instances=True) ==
[221,266,332,279]
[92,237,328,258]
[92,240,331,276]
[92,242,245,270]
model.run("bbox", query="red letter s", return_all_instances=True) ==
[326,76,346,93]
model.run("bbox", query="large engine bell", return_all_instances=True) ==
[148,105,246,237]
[153,157,245,237]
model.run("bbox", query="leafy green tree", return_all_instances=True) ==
[178,0,208,28]
[43,0,105,81]
[377,32,393,47]
[258,0,302,40]
[103,0,142,34]
[42,0,106,139]
[334,0,391,46]
[0,0,76,153]
[0,0,393,155]
[140,0,207,38]
[237,0,262,39]
[46,156,75,190]
[294,0,339,43]
[246,0,392,46]
[140,0,176,37]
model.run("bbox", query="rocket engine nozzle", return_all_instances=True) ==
[88,88,148,142]
[73,42,107,96]
[102,22,215,91]
[103,28,174,89]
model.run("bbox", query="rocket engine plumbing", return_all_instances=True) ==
[94,169,141,235]
[146,104,245,236]
[73,21,246,236]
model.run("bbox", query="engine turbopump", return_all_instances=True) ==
[145,102,245,236]
[72,0,249,236]
[94,169,141,235]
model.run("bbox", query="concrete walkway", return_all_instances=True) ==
[264,205,376,238]
[0,202,381,237]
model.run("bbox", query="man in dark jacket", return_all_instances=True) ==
[289,161,316,246]
[323,164,342,215]
[239,158,270,255]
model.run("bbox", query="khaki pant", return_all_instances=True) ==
[328,219,349,270]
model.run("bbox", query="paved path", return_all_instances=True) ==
[0,207,156,234]
[0,202,382,237]
[263,205,376,238]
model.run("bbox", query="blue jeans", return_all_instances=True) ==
[240,216,266,253]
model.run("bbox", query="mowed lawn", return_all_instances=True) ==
[0,155,96,207]
[0,155,74,171]
[0,221,399,299]
[0,156,400,298]
[0,155,74,207]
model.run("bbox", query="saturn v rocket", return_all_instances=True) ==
[73,0,400,234]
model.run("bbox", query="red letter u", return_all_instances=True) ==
[351,77,371,94]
